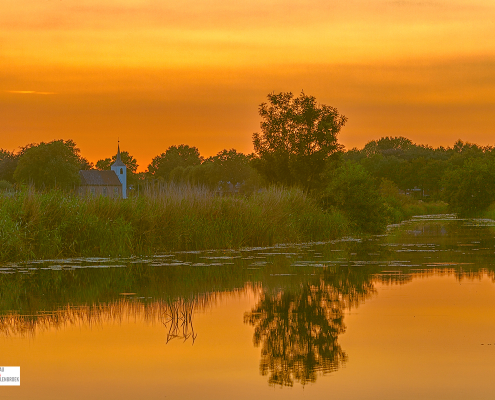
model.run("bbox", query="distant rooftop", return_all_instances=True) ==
[79,170,122,186]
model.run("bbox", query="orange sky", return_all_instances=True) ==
[1,0,494,171]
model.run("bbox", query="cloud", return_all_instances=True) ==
[7,90,55,95]
[387,0,440,6]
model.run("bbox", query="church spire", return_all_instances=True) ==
[116,140,122,162]
[111,140,127,199]
[112,140,125,167]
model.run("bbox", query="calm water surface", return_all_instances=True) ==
[2,216,495,399]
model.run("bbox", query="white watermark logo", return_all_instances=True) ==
[0,367,20,386]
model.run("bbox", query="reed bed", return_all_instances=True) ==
[0,185,349,261]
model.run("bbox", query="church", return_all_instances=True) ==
[78,144,127,199]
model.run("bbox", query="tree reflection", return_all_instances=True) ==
[244,267,375,386]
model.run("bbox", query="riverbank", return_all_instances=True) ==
[0,186,350,261]
[0,186,449,262]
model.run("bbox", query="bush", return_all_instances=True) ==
[322,162,387,234]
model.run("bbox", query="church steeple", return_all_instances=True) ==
[111,140,127,198]
[112,141,125,167]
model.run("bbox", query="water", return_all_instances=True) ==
[2,216,495,399]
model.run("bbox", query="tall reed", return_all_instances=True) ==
[0,185,349,261]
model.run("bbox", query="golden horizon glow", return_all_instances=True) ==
[1,0,494,171]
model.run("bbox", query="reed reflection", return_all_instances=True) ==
[244,267,375,386]
[164,298,197,343]
[0,296,208,340]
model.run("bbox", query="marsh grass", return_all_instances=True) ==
[0,185,349,261]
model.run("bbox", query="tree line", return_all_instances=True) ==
[1,91,493,231]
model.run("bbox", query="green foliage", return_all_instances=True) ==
[378,179,448,223]
[147,144,202,181]
[323,162,387,234]
[96,151,138,173]
[0,149,19,183]
[252,91,346,192]
[362,136,414,158]
[349,137,495,207]
[168,149,264,193]
[0,187,349,262]
[13,140,85,190]
[442,157,495,215]
[203,149,257,188]
[360,154,406,190]
[355,138,450,197]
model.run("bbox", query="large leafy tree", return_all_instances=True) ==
[147,144,202,180]
[13,140,88,190]
[252,91,346,192]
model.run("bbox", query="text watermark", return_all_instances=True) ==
[0,367,20,386]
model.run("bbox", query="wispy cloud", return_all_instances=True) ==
[387,1,440,5]
[7,90,55,95]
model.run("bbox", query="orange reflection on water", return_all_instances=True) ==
[2,273,495,399]
[339,273,495,399]
[1,290,264,400]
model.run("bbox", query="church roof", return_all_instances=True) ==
[79,170,122,186]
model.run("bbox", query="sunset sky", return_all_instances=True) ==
[2,0,494,171]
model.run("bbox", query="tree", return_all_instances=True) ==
[147,145,202,181]
[13,140,86,190]
[442,157,495,215]
[96,150,139,186]
[252,91,346,192]
[361,136,413,158]
[202,149,263,192]
[95,151,138,174]
[323,161,387,234]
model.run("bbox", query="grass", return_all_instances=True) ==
[482,204,495,220]
[0,185,350,261]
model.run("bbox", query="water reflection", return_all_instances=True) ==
[0,296,209,340]
[2,217,495,392]
[164,298,197,343]
[245,267,375,386]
